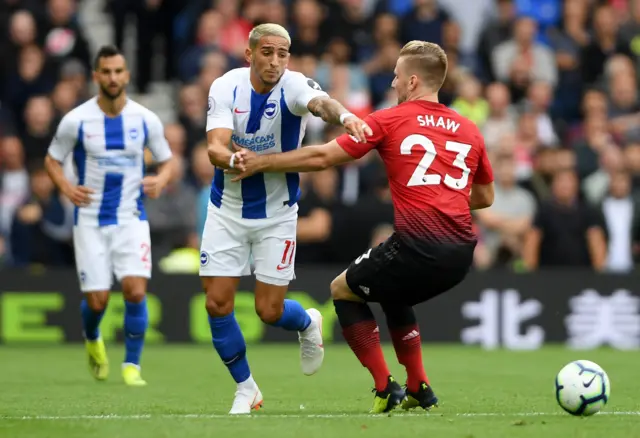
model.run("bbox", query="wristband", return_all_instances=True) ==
[339,113,355,125]
[229,153,236,169]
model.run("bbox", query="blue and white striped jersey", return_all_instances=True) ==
[48,97,172,227]
[206,67,328,219]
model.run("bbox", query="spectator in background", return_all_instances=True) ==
[0,9,38,85]
[3,45,55,134]
[109,0,177,92]
[43,0,91,73]
[618,0,640,84]
[601,170,640,273]
[523,169,607,271]
[177,83,207,154]
[163,122,189,180]
[492,16,557,101]
[296,168,340,265]
[10,161,73,267]
[607,69,640,142]
[21,95,55,165]
[548,0,590,122]
[581,4,622,86]
[289,0,326,58]
[583,145,626,206]
[482,82,517,147]
[522,147,576,203]
[50,80,79,119]
[58,58,89,101]
[475,154,536,268]
[400,0,449,48]
[0,136,29,256]
[324,0,375,63]
[525,81,558,146]
[476,0,516,82]
[362,13,399,107]
[195,50,229,97]
[179,9,224,82]
[573,113,616,180]
[451,73,489,127]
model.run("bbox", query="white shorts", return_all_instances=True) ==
[199,204,297,286]
[73,220,152,292]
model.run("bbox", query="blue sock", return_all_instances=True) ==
[124,298,148,365]
[209,312,251,383]
[81,299,105,341]
[271,299,311,331]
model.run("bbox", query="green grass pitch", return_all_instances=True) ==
[0,345,638,437]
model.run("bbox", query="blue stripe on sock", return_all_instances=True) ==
[209,312,251,383]
[81,299,105,341]
[124,298,148,365]
[271,299,311,331]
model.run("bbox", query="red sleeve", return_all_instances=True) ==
[335,114,385,159]
[473,136,494,184]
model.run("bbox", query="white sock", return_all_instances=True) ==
[238,375,256,390]
[122,362,140,370]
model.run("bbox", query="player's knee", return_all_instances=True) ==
[123,290,146,304]
[205,295,234,317]
[255,302,283,325]
[330,275,350,300]
[331,273,363,302]
[85,291,109,312]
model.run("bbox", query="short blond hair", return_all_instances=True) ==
[249,23,291,49]
[399,41,448,91]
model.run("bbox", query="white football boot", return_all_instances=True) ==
[229,377,263,415]
[298,308,324,375]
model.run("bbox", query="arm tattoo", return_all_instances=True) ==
[308,97,348,125]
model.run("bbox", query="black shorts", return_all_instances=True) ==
[345,233,474,306]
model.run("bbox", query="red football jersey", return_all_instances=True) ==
[336,100,493,247]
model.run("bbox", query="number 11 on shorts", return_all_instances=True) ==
[277,239,296,271]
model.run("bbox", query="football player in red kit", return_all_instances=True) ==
[228,40,495,414]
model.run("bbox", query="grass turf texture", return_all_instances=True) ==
[0,345,638,438]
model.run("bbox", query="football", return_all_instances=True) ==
[555,360,611,416]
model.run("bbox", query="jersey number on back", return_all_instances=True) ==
[400,134,471,189]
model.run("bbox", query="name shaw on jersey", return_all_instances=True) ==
[231,133,276,152]
[417,114,461,133]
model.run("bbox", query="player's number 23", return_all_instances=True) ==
[400,134,472,190]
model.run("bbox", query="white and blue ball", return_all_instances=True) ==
[555,360,610,416]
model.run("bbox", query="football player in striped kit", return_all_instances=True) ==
[45,45,175,387]
[202,23,371,414]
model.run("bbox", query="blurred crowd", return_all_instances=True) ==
[1,0,640,273]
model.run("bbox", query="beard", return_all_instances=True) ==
[100,84,124,99]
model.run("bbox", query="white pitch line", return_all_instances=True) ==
[1,412,639,420]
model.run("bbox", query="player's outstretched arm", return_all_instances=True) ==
[307,97,372,143]
[229,140,355,181]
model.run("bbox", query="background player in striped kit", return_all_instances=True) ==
[202,23,372,414]
[44,45,175,387]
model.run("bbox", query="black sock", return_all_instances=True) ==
[380,303,416,329]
